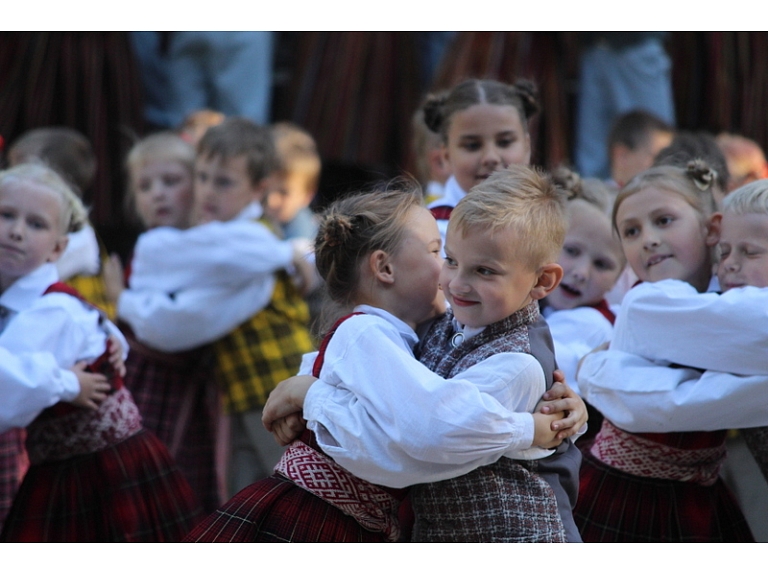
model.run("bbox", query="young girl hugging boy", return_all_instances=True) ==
[578,179,768,534]
[424,78,540,246]
[541,168,625,444]
[0,164,202,542]
[573,161,755,542]
[104,132,224,513]
[186,178,586,542]
[112,118,315,499]
[260,166,587,542]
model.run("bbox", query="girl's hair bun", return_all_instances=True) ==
[320,213,356,248]
[422,91,449,134]
[686,158,717,192]
[551,165,582,200]
[513,79,541,120]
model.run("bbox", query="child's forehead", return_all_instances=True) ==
[196,152,248,171]
[722,210,768,240]
[0,177,64,213]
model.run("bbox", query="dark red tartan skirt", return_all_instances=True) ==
[123,337,221,513]
[184,474,394,543]
[0,428,28,531]
[0,429,204,542]
[574,451,754,542]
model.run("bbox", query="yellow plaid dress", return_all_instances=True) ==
[214,270,314,414]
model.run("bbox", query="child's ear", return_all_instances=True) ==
[529,263,563,301]
[369,249,395,285]
[706,213,722,247]
[46,235,69,264]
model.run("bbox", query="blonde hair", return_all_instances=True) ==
[451,165,567,269]
[272,122,321,192]
[123,132,195,221]
[0,163,88,233]
[613,160,718,231]
[721,179,768,216]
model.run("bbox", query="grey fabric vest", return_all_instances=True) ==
[412,302,579,542]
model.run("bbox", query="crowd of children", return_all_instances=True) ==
[2,72,768,544]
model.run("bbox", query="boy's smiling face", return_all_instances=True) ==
[717,211,768,290]
[193,154,266,223]
[440,222,539,329]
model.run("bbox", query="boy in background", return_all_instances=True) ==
[607,110,674,190]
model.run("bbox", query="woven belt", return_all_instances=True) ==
[26,387,143,465]
[274,440,402,541]
[590,420,726,486]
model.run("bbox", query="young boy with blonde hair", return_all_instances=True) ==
[265,165,586,541]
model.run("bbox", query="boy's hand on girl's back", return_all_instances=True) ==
[70,362,111,410]
[537,372,589,441]
[291,246,319,297]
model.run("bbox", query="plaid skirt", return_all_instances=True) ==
[0,428,204,542]
[184,473,400,543]
[124,337,221,513]
[0,429,28,532]
[574,450,754,542]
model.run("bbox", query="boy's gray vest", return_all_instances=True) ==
[414,301,582,542]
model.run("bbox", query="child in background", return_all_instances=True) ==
[573,161,754,542]
[606,110,674,191]
[115,118,315,498]
[716,132,768,192]
[104,132,223,513]
[424,78,539,246]
[178,109,226,147]
[263,166,588,542]
[0,164,201,542]
[541,168,625,445]
[410,102,451,203]
[578,179,768,541]
[266,122,321,244]
[187,181,583,542]
[8,127,116,319]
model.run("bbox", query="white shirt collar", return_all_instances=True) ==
[0,263,59,314]
[427,175,466,209]
[450,315,486,347]
[353,304,419,349]
[235,201,264,222]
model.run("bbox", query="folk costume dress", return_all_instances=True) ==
[185,308,413,543]
[427,175,465,253]
[302,305,577,542]
[0,263,202,542]
[574,280,755,542]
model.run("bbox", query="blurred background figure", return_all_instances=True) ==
[716,132,768,193]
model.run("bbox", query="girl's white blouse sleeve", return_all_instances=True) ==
[303,314,547,488]
[0,347,79,433]
[578,349,768,432]
[612,280,768,374]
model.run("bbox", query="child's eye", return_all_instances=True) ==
[477,267,494,276]
[460,141,481,152]
[214,177,232,188]
[563,245,580,257]
[163,175,182,187]
[444,256,456,266]
[656,215,674,226]
[719,245,731,258]
[0,209,14,220]
[28,218,48,230]
[594,258,615,271]
[497,137,515,148]
[621,225,639,239]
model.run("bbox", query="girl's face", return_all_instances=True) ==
[0,180,67,290]
[548,202,625,311]
[387,206,445,328]
[132,159,194,229]
[444,104,531,193]
[615,186,716,292]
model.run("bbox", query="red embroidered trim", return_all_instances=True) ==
[274,440,402,541]
[590,420,726,486]
[430,206,453,221]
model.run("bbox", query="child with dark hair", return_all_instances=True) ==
[607,110,674,190]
